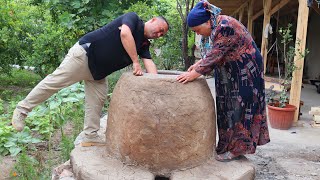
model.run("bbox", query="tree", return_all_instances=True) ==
[0,0,185,76]
[125,0,184,70]
[0,0,43,74]
[176,0,195,70]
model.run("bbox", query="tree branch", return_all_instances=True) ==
[176,0,185,20]
[190,0,195,10]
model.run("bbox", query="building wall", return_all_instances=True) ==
[305,11,320,80]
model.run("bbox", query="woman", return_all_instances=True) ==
[177,0,270,162]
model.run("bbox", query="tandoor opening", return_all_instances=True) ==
[157,70,182,75]
[155,175,170,180]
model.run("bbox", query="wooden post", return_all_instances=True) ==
[261,0,272,74]
[289,0,309,122]
[247,0,254,34]
[239,8,245,23]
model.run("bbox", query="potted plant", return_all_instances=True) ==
[266,24,309,130]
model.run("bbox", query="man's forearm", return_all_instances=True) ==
[143,58,157,74]
[120,25,139,64]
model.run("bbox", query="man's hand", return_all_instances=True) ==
[176,70,201,84]
[133,62,143,76]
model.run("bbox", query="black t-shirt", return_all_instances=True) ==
[79,12,151,80]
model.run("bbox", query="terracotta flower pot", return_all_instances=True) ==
[267,104,297,130]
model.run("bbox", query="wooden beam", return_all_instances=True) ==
[270,0,291,15]
[247,0,254,34]
[231,0,249,17]
[289,0,309,122]
[253,0,291,21]
[312,1,320,16]
[239,8,245,22]
[261,0,272,74]
[253,9,263,20]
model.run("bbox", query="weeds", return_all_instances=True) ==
[11,150,40,180]
[1,69,123,178]
[60,135,74,162]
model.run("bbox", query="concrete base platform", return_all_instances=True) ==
[70,146,255,180]
[171,156,255,180]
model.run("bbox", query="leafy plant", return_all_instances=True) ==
[11,150,40,180]
[0,98,4,114]
[60,135,74,162]
[3,127,41,156]
[266,24,309,108]
[26,82,85,138]
[0,117,14,156]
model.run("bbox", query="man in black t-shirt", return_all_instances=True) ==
[12,13,169,147]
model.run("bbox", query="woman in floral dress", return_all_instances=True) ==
[177,0,270,161]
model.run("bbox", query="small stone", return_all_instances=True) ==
[275,175,285,179]
[311,173,318,176]
[60,169,73,178]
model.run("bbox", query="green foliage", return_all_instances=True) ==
[0,0,38,74]
[125,0,184,70]
[0,69,41,101]
[25,22,77,77]
[0,69,41,87]
[60,135,74,162]
[4,127,41,156]
[0,0,79,77]
[0,98,4,114]
[26,83,85,138]
[45,0,152,32]
[1,0,186,75]
[155,0,189,70]
[124,1,155,20]
[12,150,40,179]
[0,82,86,157]
[0,117,14,156]
[108,70,123,94]
[0,122,41,157]
[267,24,309,108]
[0,71,122,157]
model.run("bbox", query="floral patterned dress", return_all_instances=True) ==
[195,15,270,156]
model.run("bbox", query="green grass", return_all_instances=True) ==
[0,69,42,87]
[0,69,42,100]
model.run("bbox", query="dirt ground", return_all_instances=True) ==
[247,124,320,180]
[205,78,320,180]
[246,81,320,180]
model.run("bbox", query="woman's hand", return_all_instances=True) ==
[176,70,201,84]
[188,59,202,72]
[187,64,196,72]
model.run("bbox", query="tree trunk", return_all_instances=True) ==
[182,22,189,70]
[176,0,195,70]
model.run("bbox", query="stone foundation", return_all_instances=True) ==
[71,146,255,180]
